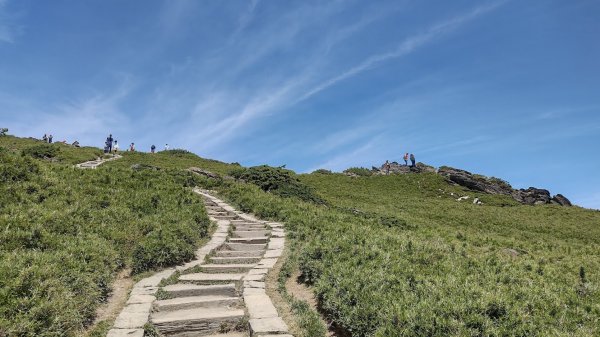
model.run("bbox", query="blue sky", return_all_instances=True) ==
[1,0,599,209]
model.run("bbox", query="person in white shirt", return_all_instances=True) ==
[165,144,170,151]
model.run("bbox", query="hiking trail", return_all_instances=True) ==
[106,189,291,337]
[76,153,122,169]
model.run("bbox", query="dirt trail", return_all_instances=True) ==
[89,268,134,330]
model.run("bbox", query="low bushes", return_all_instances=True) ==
[210,174,600,336]
[0,150,210,336]
[229,165,324,204]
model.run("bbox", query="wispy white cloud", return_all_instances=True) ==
[297,1,506,102]
[7,77,134,147]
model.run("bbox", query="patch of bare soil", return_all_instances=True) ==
[85,268,134,333]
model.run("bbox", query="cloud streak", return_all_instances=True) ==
[297,1,505,102]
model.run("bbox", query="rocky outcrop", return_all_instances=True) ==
[188,167,220,179]
[438,166,571,206]
[552,194,572,206]
[374,162,435,175]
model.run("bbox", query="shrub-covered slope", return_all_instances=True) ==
[209,171,600,336]
[0,142,210,336]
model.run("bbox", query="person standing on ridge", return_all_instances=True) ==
[48,134,53,143]
[410,153,416,167]
[164,143,169,151]
[129,143,135,152]
[113,140,119,153]
[384,160,391,175]
[106,134,114,153]
[151,145,156,153]
[403,152,409,166]
[42,134,48,142]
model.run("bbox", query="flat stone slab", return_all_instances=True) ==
[244,294,278,319]
[249,317,289,335]
[113,311,150,329]
[210,256,261,264]
[126,294,155,304]
[163,283,237,297]
[229,237,268,244]
[263,250,283,258]
[225,243,266,251]
[106,328,144,337]
[152,308,245,335]
[200,263,256,273]
[232,230,269,238]
[244,287,266,295]
[257,258,278,269]
[216,250,264,257]
[179,273,245,284]
[154,295,240,311]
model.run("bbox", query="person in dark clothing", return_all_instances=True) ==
[106,134,114,152]
[410,153,416,167]
[42,134,48,142]
[48,134,53,143]
[151,145,156,153]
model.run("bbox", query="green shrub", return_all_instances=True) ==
[21,144,60,159]
[343,167,373,176]
[312,169,333,175]
[132,228,197,274]
[229,165,324,204]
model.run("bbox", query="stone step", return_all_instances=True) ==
[229,237,269,244]
[224,243,266,251]
[215,250,264,258]
[152,307,245,336]
[179,273,245,285]
[201,264,256,273]
[210,256,261,264]
[163,283,237,298]
[212,215,240,220]
[232,227,266,232]
[232,230,269,238]
[154,295,241,312]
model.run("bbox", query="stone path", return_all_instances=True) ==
[76,153,122,169]
[107,189,291,337]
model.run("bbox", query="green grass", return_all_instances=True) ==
[104,149,237,175]
[0,135,103,165]
[209,172,600,336]
[2,133,599,336]
[0,145,210,336]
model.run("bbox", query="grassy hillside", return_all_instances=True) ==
[209,171,600,336]
[104,149,237,175]
[0,135,103,165]
[1,133,599,336]
[0,138,211,336]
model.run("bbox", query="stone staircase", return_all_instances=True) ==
[146,191,291,337]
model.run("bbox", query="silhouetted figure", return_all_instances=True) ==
[410,153,416,167]
[42,134,48,142]
[164,143,169,151]
[384,160,390,175]
[48,134,53,143]
[72,141,80,147]
[151,145,156,153]
[130,143,135,152]
[106,134,114,152]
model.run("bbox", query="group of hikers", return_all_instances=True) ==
[42,133,80,147]
[382,153,416,174]
[104,134,169,154]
